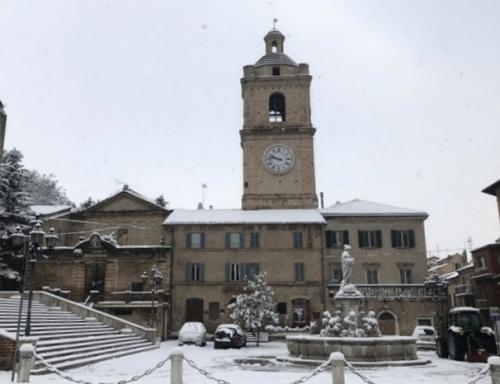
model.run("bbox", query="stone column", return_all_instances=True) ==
[330,352,345,384]
[170,348,183,384]
[17,343,34,383]
[489,356,500,384]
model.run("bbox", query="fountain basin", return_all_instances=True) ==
[286,335,418,362]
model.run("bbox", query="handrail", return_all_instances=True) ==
[32,291,157,343]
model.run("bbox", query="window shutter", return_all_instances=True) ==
[201,233,206,249]
[325,231,333,248]
[240,263,247,280]
[343,230,350,245]
[358,231,364,248]
[409,230,415,248]
[376,230,382,248]
[186,233,192,249]
[224,263,230,282]
[239,233,245,249]
[185,264,191,282]
[391,230,397,248]
[200,264,205,282]
[225,233,230,249]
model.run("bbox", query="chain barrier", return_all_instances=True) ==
[34,351,171,384]
[468,364,490,384]
[288,357,333,384]
[183,356,231,384]
[343,359,377,384]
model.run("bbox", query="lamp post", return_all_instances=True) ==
[10,218,59,336]
[141,265,163,329]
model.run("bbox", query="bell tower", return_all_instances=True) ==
[241,29,318,210]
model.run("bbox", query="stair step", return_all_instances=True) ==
[8,326,113,336]
[35,330,119,341]
[1,297,156,373]
[38,337,144,356]
[32,344,159,374]
[35,341,153,366]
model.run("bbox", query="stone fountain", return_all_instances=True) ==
[286,245,420,363]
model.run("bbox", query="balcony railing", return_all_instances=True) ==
[327,283,448,300]
[455,284,474,295]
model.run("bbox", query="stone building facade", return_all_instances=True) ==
[164,210,325,332]
[33,188,172,338]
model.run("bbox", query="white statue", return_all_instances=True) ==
[341,245,354,287]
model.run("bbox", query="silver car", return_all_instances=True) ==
[412,325,437,350]
[178,322,207,346]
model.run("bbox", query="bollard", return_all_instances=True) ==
[330,352,345,384]
[17,343,35,383]
[489,356,500,384]
[170,348,184,384]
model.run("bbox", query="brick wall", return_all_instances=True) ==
[0,335,15,370]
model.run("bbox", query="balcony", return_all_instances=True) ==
[455,284,474,296]
[327,283,448,300]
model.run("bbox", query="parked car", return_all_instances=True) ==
[214,324,246,349]
[178,322,207,346]
[412,325,437,350]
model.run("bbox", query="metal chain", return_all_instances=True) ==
[183,356,231,384]
[343,359,377,384]
[468,364,490,384]
[34,351,170,384]
[288,358,333,384]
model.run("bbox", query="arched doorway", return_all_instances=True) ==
[378,311,397,335]
[186,298,204,323]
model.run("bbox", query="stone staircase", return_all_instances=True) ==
[0,296,158,374]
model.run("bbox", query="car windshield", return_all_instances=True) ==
[456,313,481,331]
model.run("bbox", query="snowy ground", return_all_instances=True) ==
[0,341,488,384]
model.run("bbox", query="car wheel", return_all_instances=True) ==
[448,334,465,361]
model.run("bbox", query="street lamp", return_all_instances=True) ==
[141,265,163,329]
[10,218,59,336]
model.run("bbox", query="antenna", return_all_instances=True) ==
[273,18,278,29]
[201,183,208,206]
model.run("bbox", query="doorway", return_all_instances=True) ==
[186,298,204,323]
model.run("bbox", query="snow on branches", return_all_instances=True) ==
[228,273,279,337]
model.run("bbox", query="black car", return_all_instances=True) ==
[214,324,246,349]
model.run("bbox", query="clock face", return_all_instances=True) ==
[263,144,295,174]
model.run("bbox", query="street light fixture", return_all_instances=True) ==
[10,217,59,337]
[140,265,163,329]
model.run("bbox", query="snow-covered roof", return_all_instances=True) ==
[164,209,326,225]
[450,307,480,313]
[31,205,72,216]
[320,199,428,218]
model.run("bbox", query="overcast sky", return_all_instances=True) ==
[1,0,499,258]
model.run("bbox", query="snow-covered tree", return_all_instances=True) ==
[228,272,278,346]
[25,170,73,206]
[0,149,32,214]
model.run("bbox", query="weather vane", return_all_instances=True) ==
[273,18,278,29]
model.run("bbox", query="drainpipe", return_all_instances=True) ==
[168,227,175,339]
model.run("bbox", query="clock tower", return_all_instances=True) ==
[241,29,318,210]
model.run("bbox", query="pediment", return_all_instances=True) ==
[85,191,167,214]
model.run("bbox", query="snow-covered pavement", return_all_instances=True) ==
[0,341,488,384]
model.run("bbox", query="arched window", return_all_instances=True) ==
[269,93,286,122]
[271,41,278,53]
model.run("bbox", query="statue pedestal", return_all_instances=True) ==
[334,284,363,319]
